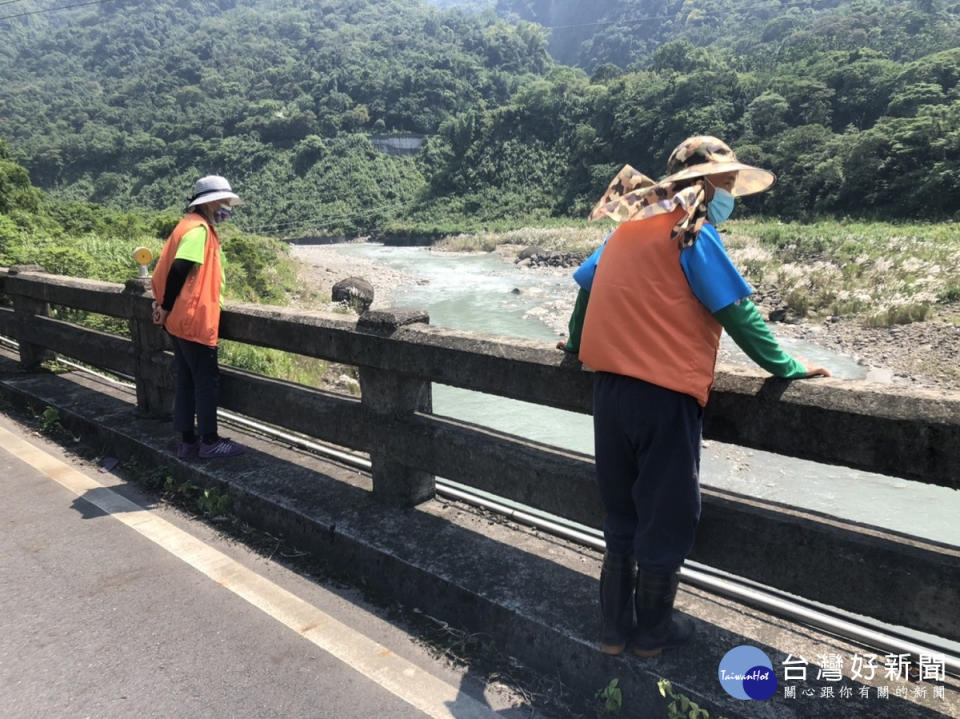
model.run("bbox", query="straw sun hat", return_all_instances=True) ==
[589,136,775,227]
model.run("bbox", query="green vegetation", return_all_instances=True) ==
[411,40,960,224]
[217,342,352,392]
[133,467,235,519]
[658,679,728,719]
[1,0,959,235]
[595,678,623,714]
[3,131,957,349]
[723,219,960,324]
[38,405,62,435]
[0,144,358,385]
[0,140,297,298]
[0,141,328,380]
[496,0,960,70]
[1,0,549,237]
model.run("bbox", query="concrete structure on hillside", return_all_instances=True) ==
[370,134,426,156]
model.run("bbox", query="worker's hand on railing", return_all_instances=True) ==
[798,358,831,378]
[151,301,168,327]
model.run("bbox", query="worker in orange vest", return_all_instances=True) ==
[151,175,246,459]
[577,137,831,657]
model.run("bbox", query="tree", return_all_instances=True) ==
[744,92,789,138]
[0,160,41,214]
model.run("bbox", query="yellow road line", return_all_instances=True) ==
[0,423,497,719]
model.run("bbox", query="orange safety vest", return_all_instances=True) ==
[579,208,723,407]
[151,213,223,347]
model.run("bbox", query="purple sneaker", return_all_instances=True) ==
[198,437,246,459]
[178,441,198,459]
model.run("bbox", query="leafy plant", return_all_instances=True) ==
[39,405,62,434]
[658,680,728,719]
[196,487,233,517]
[595,678,622,714]
[155,473,234,519]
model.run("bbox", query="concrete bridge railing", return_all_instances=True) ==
[1,265,958,644]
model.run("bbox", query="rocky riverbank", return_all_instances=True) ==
[763,315,960,391]
[290,241,960,394]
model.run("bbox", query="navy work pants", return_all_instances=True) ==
[593,372,703,573]
[171,336,220,438]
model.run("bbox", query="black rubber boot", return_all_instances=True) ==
[632,568,694,657]
[599,552,636,655]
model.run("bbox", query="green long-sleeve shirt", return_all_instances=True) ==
[713,299,807,378]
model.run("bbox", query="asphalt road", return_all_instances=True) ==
[0,414,519,719]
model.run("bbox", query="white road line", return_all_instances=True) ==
[0,424,498,719]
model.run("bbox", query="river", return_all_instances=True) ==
[308,242,959,550]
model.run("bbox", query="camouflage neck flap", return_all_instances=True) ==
[588,164,708,249]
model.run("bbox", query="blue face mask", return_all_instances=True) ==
[213,206,233,224]
[706,187,735,225]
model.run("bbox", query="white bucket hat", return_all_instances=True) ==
[187,175,243,208]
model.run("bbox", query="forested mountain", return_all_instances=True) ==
[1,0,549,235]
[420,0,960,222]
[2,0,960,235]
[495,0,960,71]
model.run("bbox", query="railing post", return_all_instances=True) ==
[9,265,53,370]
[357,308,434,506]
[123,277,172,417]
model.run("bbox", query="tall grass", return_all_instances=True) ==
[724,219,960,325]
